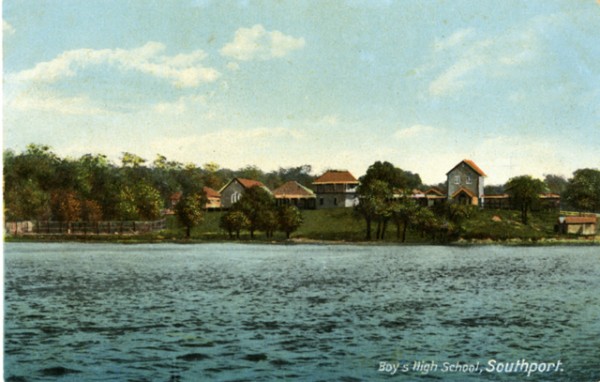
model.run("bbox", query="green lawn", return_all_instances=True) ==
[6,207,566,244]
[459,209,559,241]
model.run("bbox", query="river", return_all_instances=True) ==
[4,243,600,381]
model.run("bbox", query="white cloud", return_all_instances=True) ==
[147,126,305,169]
[220,24,305,61]
[394,124,438,139]
[9,90,107,115]
[152,95,207,114]
[10,42,220,87]
[226,62,240,71]
[318,115,339,126]
[3,19,15,35]
[426,20,545,97]
[433,28,475,52]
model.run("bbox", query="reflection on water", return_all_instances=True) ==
[4,243,600,381]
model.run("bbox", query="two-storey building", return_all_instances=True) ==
[446,159,486,206]
[313,170,359,209]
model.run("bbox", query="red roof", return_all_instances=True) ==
[313,170,359,184]
[203,186,220,199]
[237,178,267,189]
[564,216,597,224]
[272,181,315,198]
[446,159,486,177]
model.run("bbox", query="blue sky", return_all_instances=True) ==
[3,0,600,185]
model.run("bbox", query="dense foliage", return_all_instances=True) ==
[3,144,316,224]
[505,175,547,224]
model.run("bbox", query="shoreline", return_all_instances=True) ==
[4,234,598,247]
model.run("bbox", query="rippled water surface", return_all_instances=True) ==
[4,243,600,381]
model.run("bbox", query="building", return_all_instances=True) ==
[419,188,446,207]
[446,159,486,206]
[203,186,221,209]
[483,194,510,209]
[219,178,271,209]
[557,215,597,236]
[272,181,316,209]
[313,170,359,209]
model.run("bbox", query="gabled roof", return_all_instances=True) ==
[563,216,597,224]
[272,181,315,198]
[237,178,266,189]
[451,186,477,199]
[424,188,444,196]
[313,170,359,185]
[446,159,487,177]
[219,178,271,193]
[203,186,220,199]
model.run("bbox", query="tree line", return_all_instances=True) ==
[354,161,600,242]
[3,144,314,226]
[4,144,600,240]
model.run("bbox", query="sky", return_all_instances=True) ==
[3,0,600,185]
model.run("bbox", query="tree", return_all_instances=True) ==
[356,161,421,240]
[220,210,249,239]
[121,152,146,168]
[115,182,163,221]
[175,192,206,238]
[390,198,419,242]
[4,179,51,221]
[232,186,276,239]
[505,175,547,224]
[278,205,303,239]
[564,169,600,212]
[257,209,279,239]
[484,184,505,195]
[51,190,82,233]
[355,180,391,240]
[543,174,568,195]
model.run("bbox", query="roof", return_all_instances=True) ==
[219,177,269,193]
[203,186,220,199]
[424,188,444,196]
[446,159,487,177]
[563,216,597,224]
[540,193,560,199]
[313,170,359,185]
[237,178,267,189]
[171,191,182,201]
[451,186,477,199]
[272,181,315,198]
[483,194,509,199]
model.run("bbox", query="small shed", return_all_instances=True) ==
[557,216,598,236]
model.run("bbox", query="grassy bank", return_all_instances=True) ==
[5,208,598,245]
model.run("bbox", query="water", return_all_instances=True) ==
[4,243,600,381]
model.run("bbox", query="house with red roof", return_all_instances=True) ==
[446,159,486,206]
[557,215,597,236]
[272,181,316,209]
[219,178,271,209]
[313,170,359,209]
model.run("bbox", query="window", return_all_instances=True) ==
[334,197,338,206]
[320,198,324,206]
[231,192,241,204]
[466,176,472,184]
[454,175,460,184]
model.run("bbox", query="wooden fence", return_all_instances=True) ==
[5,219,166,236]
